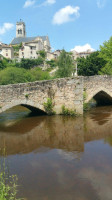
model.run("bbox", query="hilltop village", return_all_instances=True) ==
[0,20,93,61]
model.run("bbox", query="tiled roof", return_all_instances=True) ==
[10,36,47,45]
[2,44,12,48]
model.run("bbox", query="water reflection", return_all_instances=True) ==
[0,106,112,155]
[0,106,112,200]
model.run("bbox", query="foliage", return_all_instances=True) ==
[55,49,74,78]
[12,43,22,52]
[43,98,55,115]
[99,61,112,75]
[16,58,44,69]
[0,172,21,200]
[99,36,112,62]
[0,58,11,70]
[46,59,57,68]
[0,67,34,85]
[83,90,87,102]
[98,36,112,75]
[31,67,51,81]
[25,94,29,99]
[61,105,77,116]
[14,52,19,57]
[38,50,46,59]
[0,149,22,200]
[83,90,90,112]
[83,102,90,112]
[77,51,106,76]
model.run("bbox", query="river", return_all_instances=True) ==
[0,106,112,200]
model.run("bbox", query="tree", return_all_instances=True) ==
[55,49,74,78]
[98,36,112,75]
[77,51,106,76]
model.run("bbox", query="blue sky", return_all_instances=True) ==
[0,0,112,52]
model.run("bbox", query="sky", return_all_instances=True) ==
[0,0,112,52]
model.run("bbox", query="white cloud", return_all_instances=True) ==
[23,0,35,8]
[45,0,56,5]
[0,23,14,35]
[52,5,80,25]
[71,44,95,53]
[97,0,106,8]
[36,0,56,7]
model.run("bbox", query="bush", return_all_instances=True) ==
[0,67,34,85]
[46,59,57,68]
[16,57,44,69]
[61,105,77,116]
[83,102,90,112]
[43,98,55,115]
[31,68,51,81]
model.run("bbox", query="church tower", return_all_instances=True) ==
[16,20,26,38]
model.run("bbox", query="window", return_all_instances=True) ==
[18,29,22,34]
[6,53,8,56]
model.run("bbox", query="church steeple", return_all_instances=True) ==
[16,20,26,38]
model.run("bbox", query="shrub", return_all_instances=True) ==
[43,98,55,115]
[31,68,51,81]
[83,102,90,112]
[61,105,77,116]
[0,67,34,85]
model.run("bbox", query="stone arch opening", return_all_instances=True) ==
[93,91,112,106]
[0,102,47,115]
[20,104,46,115]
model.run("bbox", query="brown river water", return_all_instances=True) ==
[0,106,112,200]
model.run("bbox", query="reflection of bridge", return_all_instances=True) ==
[0,106,112,155]
[0,76,112,114]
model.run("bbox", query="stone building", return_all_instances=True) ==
[19,36,50,59]
[11,20,51,59]
[71,49,94,60]
[46,50,62,61]
[0,43,14,59]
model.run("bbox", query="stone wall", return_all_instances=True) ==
[0,77,83,114]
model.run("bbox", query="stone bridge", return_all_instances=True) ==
[0,77,83,115]
[0,76,112,115]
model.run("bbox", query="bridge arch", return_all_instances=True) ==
[0,100,46,115]
[86,88,112,106]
